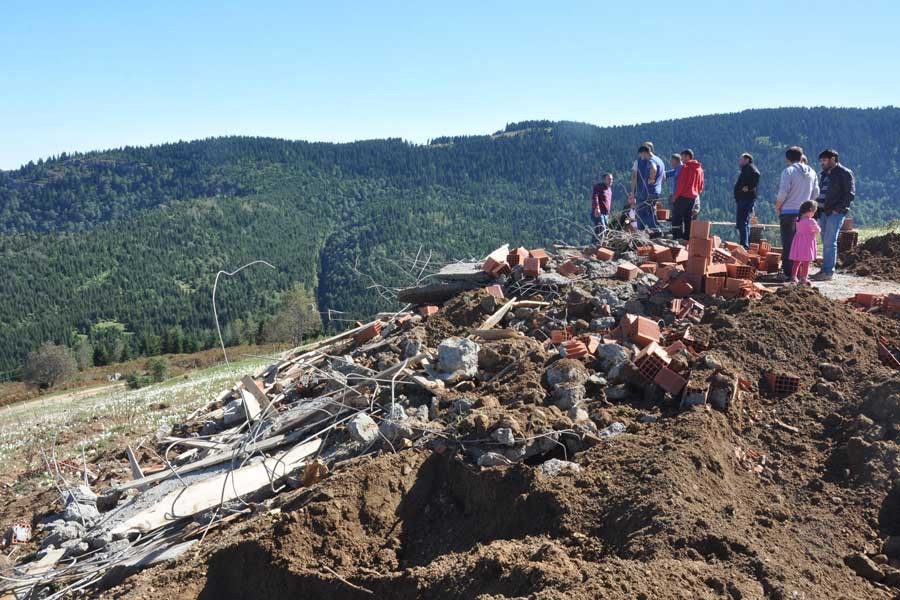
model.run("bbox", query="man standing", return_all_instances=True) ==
[670,149,704,239]
[733,153,760,248]
[591,173,613,237]
[810,149,855,281]
[775,146,820,280]
[629,145,662,236]
[666,154,682,201]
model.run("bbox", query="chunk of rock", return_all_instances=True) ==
[539,459,581,477]
[845,552,884,582]
[590,317,618,331]
[597,422,626,440]
[492,427,516,447]
[347,413,380,445]
[545,359,588,388]
[437,337,481,377]
[818,362,845,382]
[478,452,512,467]
[551,383,585,409]
[596,344,631,373]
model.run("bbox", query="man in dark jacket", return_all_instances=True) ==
[810,148,855,281]
[733,153,760,248]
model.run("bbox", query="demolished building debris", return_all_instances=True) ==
[3,233,900,599]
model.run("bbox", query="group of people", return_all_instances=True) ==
[590,142,855,284]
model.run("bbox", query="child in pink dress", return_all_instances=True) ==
[789,201,821,285]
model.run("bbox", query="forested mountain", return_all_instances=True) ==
[2,107,899,375]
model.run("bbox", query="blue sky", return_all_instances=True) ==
[2,0,898,169]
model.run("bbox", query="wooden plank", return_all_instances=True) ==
[162,437,227,451]
[125,445,145,483]
[479,297,518,330]
[110,439,321,536]
[471,329,521,340]
[281,320,380,358]
[241,375,270,410]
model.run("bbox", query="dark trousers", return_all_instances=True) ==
[735,199,755,248]
[779,214,796,277]
[671,196,696,240]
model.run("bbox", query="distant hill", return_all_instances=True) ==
[2,107,899,374]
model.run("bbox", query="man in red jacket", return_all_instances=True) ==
[671,149,704,239]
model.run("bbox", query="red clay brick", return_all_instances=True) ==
[685,256,709,275]
[561,339,589,359]
[617,261,641,281]
[529,248,550,267]
[690,220,712,239]
[631,316,661,347]
[354,321,383,344]
[419,305,439,318]
[551,328,573,343]
[634,341,671,381]
[636,245,655,257]
[523,257,542,277]
[726,264,756,280]
[485,285,505,299]
[639,262,658,274]
[668,276,695,298]
[558,259,585,277]
[689,238,714,259]
[595,247,615,261]
[507,247,529,266]
[654,366,687,395]
[703,275,726,296]
[672,247,689,263]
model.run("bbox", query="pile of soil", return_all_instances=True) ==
[106,287,900,599]
[840,232,900,281]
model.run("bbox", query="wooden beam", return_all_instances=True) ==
[479,297,517,330]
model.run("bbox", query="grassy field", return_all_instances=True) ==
[0,356,270,480]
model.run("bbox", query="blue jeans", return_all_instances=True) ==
[818,212,846,275]
[591,213,609,236]
[634,195,660,232]
[735,200,755,248]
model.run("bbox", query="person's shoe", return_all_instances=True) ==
[800,279,812,286]
[809,271,834,282]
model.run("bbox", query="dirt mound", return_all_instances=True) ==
[840,231,900,281]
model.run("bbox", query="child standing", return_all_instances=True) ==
[789,201,822,285]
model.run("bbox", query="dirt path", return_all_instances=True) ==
[783,271,900,301]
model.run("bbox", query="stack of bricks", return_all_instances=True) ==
[632,340,692,396]
[512,248,549,278]
[676,221,721,297]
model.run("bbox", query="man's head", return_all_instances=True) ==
[602,173,613,186]
[638,145,651,159]
[739,153,753,167]
[818,148,839,170]
[643,141,655,153]
[669,154,681,168]
[680,149,694,161]
[785,146,804,164]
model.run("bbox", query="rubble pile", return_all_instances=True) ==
[840,231,900,281]
[3,235,900,599]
